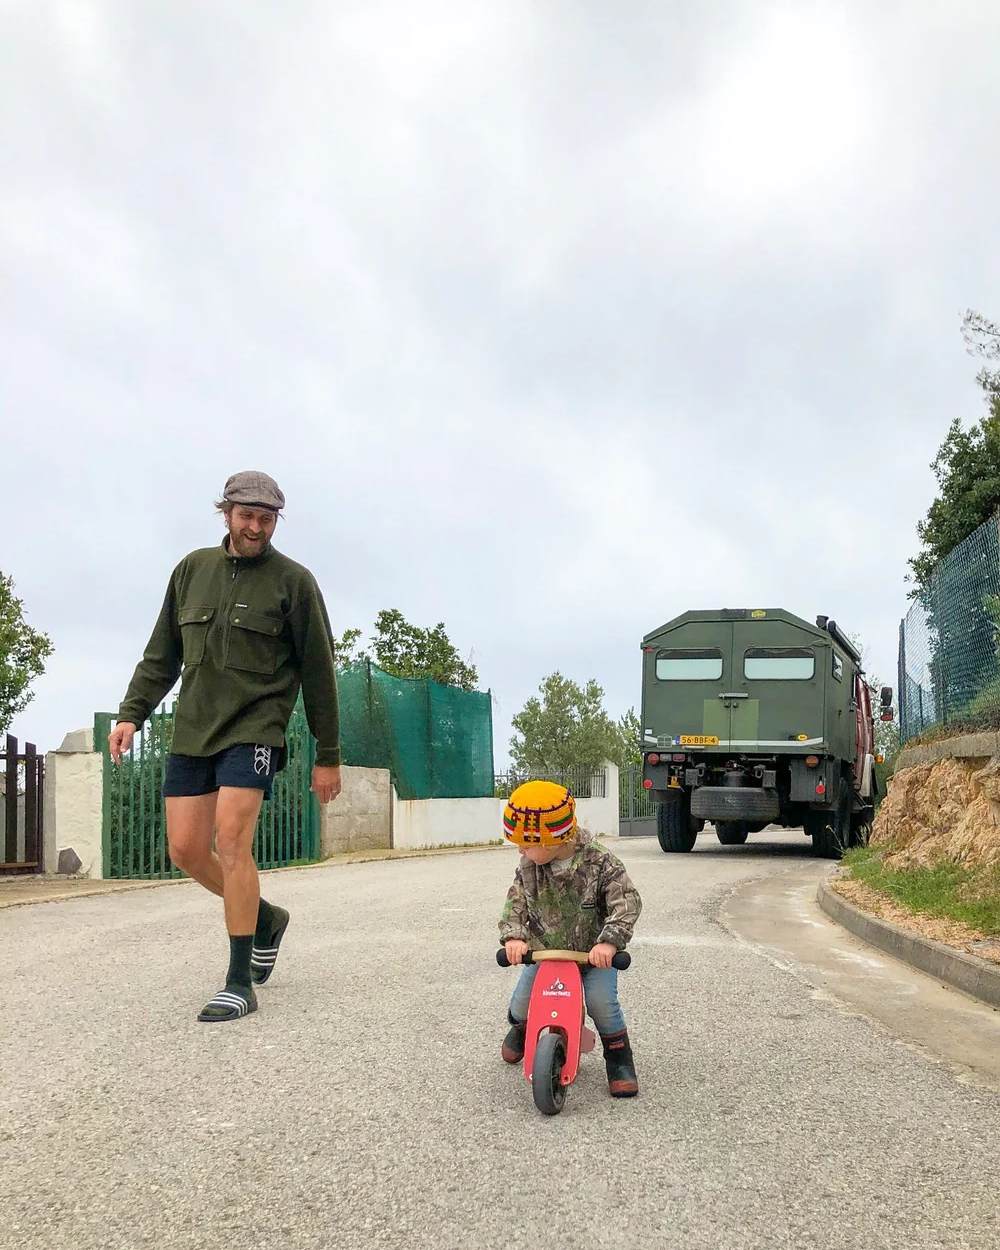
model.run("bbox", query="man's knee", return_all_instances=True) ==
[168,832,208,873]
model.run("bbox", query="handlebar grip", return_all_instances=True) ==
[496,948,536,967]
[612,952,631,971]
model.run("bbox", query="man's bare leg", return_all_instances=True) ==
[165,794,224,896]
[214,786,265,935]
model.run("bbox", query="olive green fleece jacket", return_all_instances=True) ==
[117,540,341,766]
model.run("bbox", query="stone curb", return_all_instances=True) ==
[816,876,1000,1010]
[0,842,506,911]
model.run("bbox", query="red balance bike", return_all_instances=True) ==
[496,947,631,1116]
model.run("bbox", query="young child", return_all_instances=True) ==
[498,779,642,1097]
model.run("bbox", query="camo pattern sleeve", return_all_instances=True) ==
[595,848,643,950]
[498,866,531,943]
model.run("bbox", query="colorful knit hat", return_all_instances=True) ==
[502,780,577,847]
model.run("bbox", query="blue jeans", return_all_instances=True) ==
[508,964,626,1037]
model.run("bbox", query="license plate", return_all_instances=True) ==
[679,735,720,746]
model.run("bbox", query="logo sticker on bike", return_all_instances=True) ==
[542,978,571,998]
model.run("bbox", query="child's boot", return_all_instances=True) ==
[501,1011,527,1064]
[601,1029,639,1097]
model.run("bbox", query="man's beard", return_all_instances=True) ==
[229,531,269,557]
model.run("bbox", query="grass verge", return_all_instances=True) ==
[842,847,1000,936]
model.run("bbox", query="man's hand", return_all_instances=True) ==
[505,939,530,966]
[108,722,137,765]
[311,764,342,804]
[588,942,617,969]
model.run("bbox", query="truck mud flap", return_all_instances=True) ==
[690,786,780,823]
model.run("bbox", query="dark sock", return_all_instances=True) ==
[255,898,277,941]
[227,934,254,989]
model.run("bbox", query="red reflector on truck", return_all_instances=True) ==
[646,753,660,766]
[642,779,654,790]
[815,782,826,795]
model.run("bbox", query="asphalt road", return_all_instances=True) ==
[3,831,1000,1250]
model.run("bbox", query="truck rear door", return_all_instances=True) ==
[729,620,825,751]
[644,618,733,748]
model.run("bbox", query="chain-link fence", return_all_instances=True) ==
[899,512,1000,743]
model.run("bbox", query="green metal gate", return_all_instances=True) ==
[94,701,319,879]
[619,765,656,837]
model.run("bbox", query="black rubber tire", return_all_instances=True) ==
[746,822,768,834]
[850,806,874,849]
[656,796,697,853]
[811,783,852,859]
[531,1031,567,1116]
[715,821,749,845]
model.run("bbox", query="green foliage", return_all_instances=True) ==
[909,310,1000,594]
[844,846,1000,936]
[0,572,53,735]
[510,672,619,772]
[962,308,1000,401]
[335,610,478,690]
[611,707,643,770]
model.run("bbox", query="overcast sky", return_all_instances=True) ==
[4,1,999,764]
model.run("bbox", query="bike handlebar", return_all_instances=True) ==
[495,948,631,971]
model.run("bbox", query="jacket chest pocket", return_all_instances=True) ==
[226,609,286,675]
[178,606,215,668]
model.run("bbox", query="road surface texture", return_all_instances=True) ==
[3,830,1000,1250]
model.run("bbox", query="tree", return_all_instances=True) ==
[962,308,1000,401]
[509,673,618,773]
[334,610,478,689]
[610,707,643,770]
[0,572,53,735]
[908,310,1000,593]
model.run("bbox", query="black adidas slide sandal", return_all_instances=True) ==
[197,985,258,1022]
[251,907,290,985]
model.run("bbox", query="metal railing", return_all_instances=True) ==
[94,701,319,879]
[494,766,607,800]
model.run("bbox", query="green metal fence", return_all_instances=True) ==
[94,702,318,880]
[493,766,607,800]
[899,512,1000,743]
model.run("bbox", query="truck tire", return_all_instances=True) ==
[690,786,780,824]
[811,784,851,859]
[657,796,697,853]
[715,821,749,845]
[850,807,874,849]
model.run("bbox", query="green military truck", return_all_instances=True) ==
[640,608,884,858]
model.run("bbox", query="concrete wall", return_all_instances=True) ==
[392,764,621,851]
[319,765,392,856]
[44,729,104,878]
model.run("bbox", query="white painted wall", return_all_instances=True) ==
[44,729,104,878]
[391,764,620,850]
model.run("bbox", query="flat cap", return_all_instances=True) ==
[222,470,285,511]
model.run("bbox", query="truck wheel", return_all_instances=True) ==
[715,821,749,845]
[811,786,851,859]
[531,1031,567,1116]
[850,809,873,848]
[657,796,697,853]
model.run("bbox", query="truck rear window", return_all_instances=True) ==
[656,648,724,680]
[744,647,815,680]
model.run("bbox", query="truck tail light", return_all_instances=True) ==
[805,755,819,768]
[672,753,686,762]
[815,781,826,796]
[642,778,654,790]
[647,753,660,766]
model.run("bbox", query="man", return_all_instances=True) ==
[109,471,342,1023]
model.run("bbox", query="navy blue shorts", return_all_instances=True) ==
[162,744,280,801]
